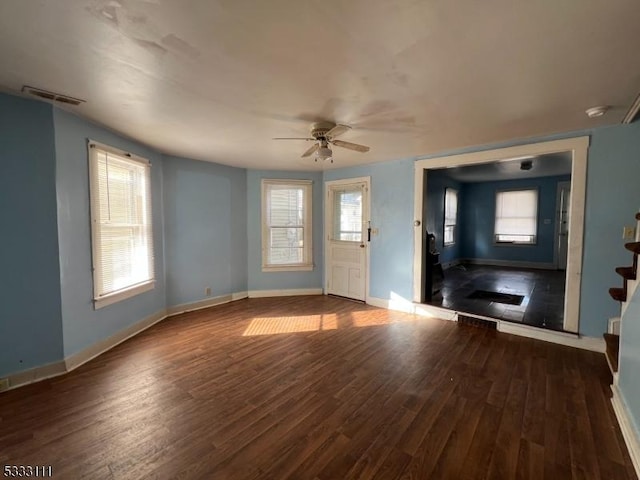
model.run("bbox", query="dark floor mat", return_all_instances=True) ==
[467,289,524,305]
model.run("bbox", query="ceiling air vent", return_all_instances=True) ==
[21,85,85,106]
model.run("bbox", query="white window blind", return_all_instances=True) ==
[494,189,538,244]
[89,142,154,308]
[444,188,458,245]
[262,179,312,271]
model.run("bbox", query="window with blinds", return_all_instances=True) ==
[444,188,458,246]
[261,179,312,271]
[88,141,154,308]
[494,189,538,244]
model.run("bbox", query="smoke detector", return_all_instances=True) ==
[585,105,609,118]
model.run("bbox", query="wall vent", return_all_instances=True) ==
[21,85,85,106]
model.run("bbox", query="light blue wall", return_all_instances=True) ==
[619,286,640,439]
[459,175,570,263]
[0,94,64,377]
[163,155,247,306]
[424,170,463,264]
[324,159,415,300]
[247,170,324,292]
[53,109,167,357]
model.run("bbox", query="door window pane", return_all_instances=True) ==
[332,188,362,241]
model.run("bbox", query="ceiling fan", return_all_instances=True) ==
[273,122,370,163]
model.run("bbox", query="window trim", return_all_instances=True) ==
[493,187,539,246]
[443,187,458,247]
[88,140,155,309]
[261,179,313,272]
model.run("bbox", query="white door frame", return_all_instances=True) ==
[324,176,371,302]
[413,137,589,333]
[554,180,572,270]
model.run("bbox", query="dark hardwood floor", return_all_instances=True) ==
[0,296,635,479]
[430,264,567,331]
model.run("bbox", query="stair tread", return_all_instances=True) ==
[604,333,619,373]
[609,287,626,302]
[615,266,636,280]
[625,241,640,254]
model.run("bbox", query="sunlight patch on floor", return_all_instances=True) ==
[243,314,338,336]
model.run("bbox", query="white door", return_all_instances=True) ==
[325,177,370,301]
[557,181,571,270]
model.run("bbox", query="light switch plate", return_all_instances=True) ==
[623,226,635,240]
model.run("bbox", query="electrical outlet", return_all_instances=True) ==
[623,226,635,240]
[205,287,211,296]
[0,378,9,392]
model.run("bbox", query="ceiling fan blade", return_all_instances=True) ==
[273,137,315,141]
[301,143,320,158]
[331,139,370,153]
[325,124,351,139]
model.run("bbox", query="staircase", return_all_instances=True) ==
[606,212,640,378]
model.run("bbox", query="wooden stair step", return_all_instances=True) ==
[604,333,619,373]
[615,266,636,280]
[625,241,640,254]
[609,287,626,302]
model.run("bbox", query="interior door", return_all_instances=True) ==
[325,178,370,301]
[557,181,571,270]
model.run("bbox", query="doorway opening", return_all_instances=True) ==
[413,137,589,333]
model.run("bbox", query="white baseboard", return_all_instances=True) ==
[65,308,168,372]
[462,258,557,270]
[248,288,323,298]
[166,292,240,316]
[612,385,640,478]
[497,321,604,352]
[1,291,253,393]
[2,359,68,392]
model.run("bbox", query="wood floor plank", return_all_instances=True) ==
[0,295,636,480]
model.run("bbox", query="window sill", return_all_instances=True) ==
[262,264,314,273]
[94,281,155,310]
[443,242,455,247]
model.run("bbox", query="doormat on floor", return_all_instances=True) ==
[467,290,524,305]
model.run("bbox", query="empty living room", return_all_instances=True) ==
[2,1,640,479]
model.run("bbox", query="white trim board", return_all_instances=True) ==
[413,136,589,334]
[612,385,640,478]
[248,288,323,298]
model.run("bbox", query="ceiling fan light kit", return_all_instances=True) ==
[273,121,370,164]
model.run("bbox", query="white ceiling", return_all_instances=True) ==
[441,152,572,183]
[0,1,639,171]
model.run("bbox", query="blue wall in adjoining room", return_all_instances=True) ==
[459,175,570,264]
[246,170,324,292]
[324,159,415,301]
[424,170,463,265]
[163,155,247,306]
[53,109,167,358]
[0,94,64,377]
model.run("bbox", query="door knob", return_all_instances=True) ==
[359,244,365,248]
